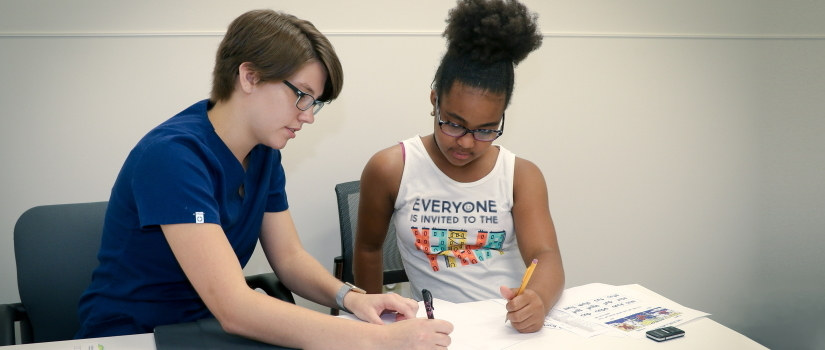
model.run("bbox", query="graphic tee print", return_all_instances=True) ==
[392,136,525,303]
[412,227,506,271]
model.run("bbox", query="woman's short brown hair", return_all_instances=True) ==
[210,9,343,103]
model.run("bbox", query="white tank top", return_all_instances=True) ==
[394,136,525,303]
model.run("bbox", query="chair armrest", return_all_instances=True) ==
[331,256,344,315]
[245,273,295,304]
[0,303,29,345]
[333,256,344,281]
[384,269,409,285]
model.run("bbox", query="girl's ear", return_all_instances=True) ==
[429,89,438,112]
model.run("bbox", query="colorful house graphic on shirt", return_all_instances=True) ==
[411,227,506,272]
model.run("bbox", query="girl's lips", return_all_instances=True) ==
[452,150,471,160]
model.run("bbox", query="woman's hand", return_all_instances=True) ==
[346,292,419,324]
[378,318,453,350]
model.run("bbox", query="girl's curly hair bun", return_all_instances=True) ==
[444,0,542,66]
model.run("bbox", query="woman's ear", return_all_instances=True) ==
[238,62,258,93]
[429,89,438,114]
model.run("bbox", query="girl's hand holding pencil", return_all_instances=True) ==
[500,259,545,333]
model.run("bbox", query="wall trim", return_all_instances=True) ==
[1,31,824,40]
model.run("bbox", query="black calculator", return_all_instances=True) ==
[646,326,685,342]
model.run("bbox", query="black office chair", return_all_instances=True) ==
[332,180,407,315]
[0,201,293,345]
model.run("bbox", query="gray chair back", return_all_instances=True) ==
[14,201,109,343]
[3,201,294,345]
[334,180,407,285]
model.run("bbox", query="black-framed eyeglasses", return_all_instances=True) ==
[435,104,505,142]
[282,80,326,115]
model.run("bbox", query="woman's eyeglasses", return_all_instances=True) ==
[282,80,326,115]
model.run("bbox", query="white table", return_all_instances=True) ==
[0,317,765,350]
[2,281,769,350]
[1,333,156,350]
[0,318,766,350]
[508,317,766,349]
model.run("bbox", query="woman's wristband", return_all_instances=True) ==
[335,282,366,313]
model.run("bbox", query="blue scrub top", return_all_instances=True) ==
[77,100,288,338]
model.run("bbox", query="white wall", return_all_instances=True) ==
[2,1,824,349]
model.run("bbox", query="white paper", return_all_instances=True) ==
[338,297,533,350]
[337,283,710,348]
[544,283,710,338]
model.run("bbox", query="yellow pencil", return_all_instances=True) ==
[507,259,538,322]
[516,258,538,296]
